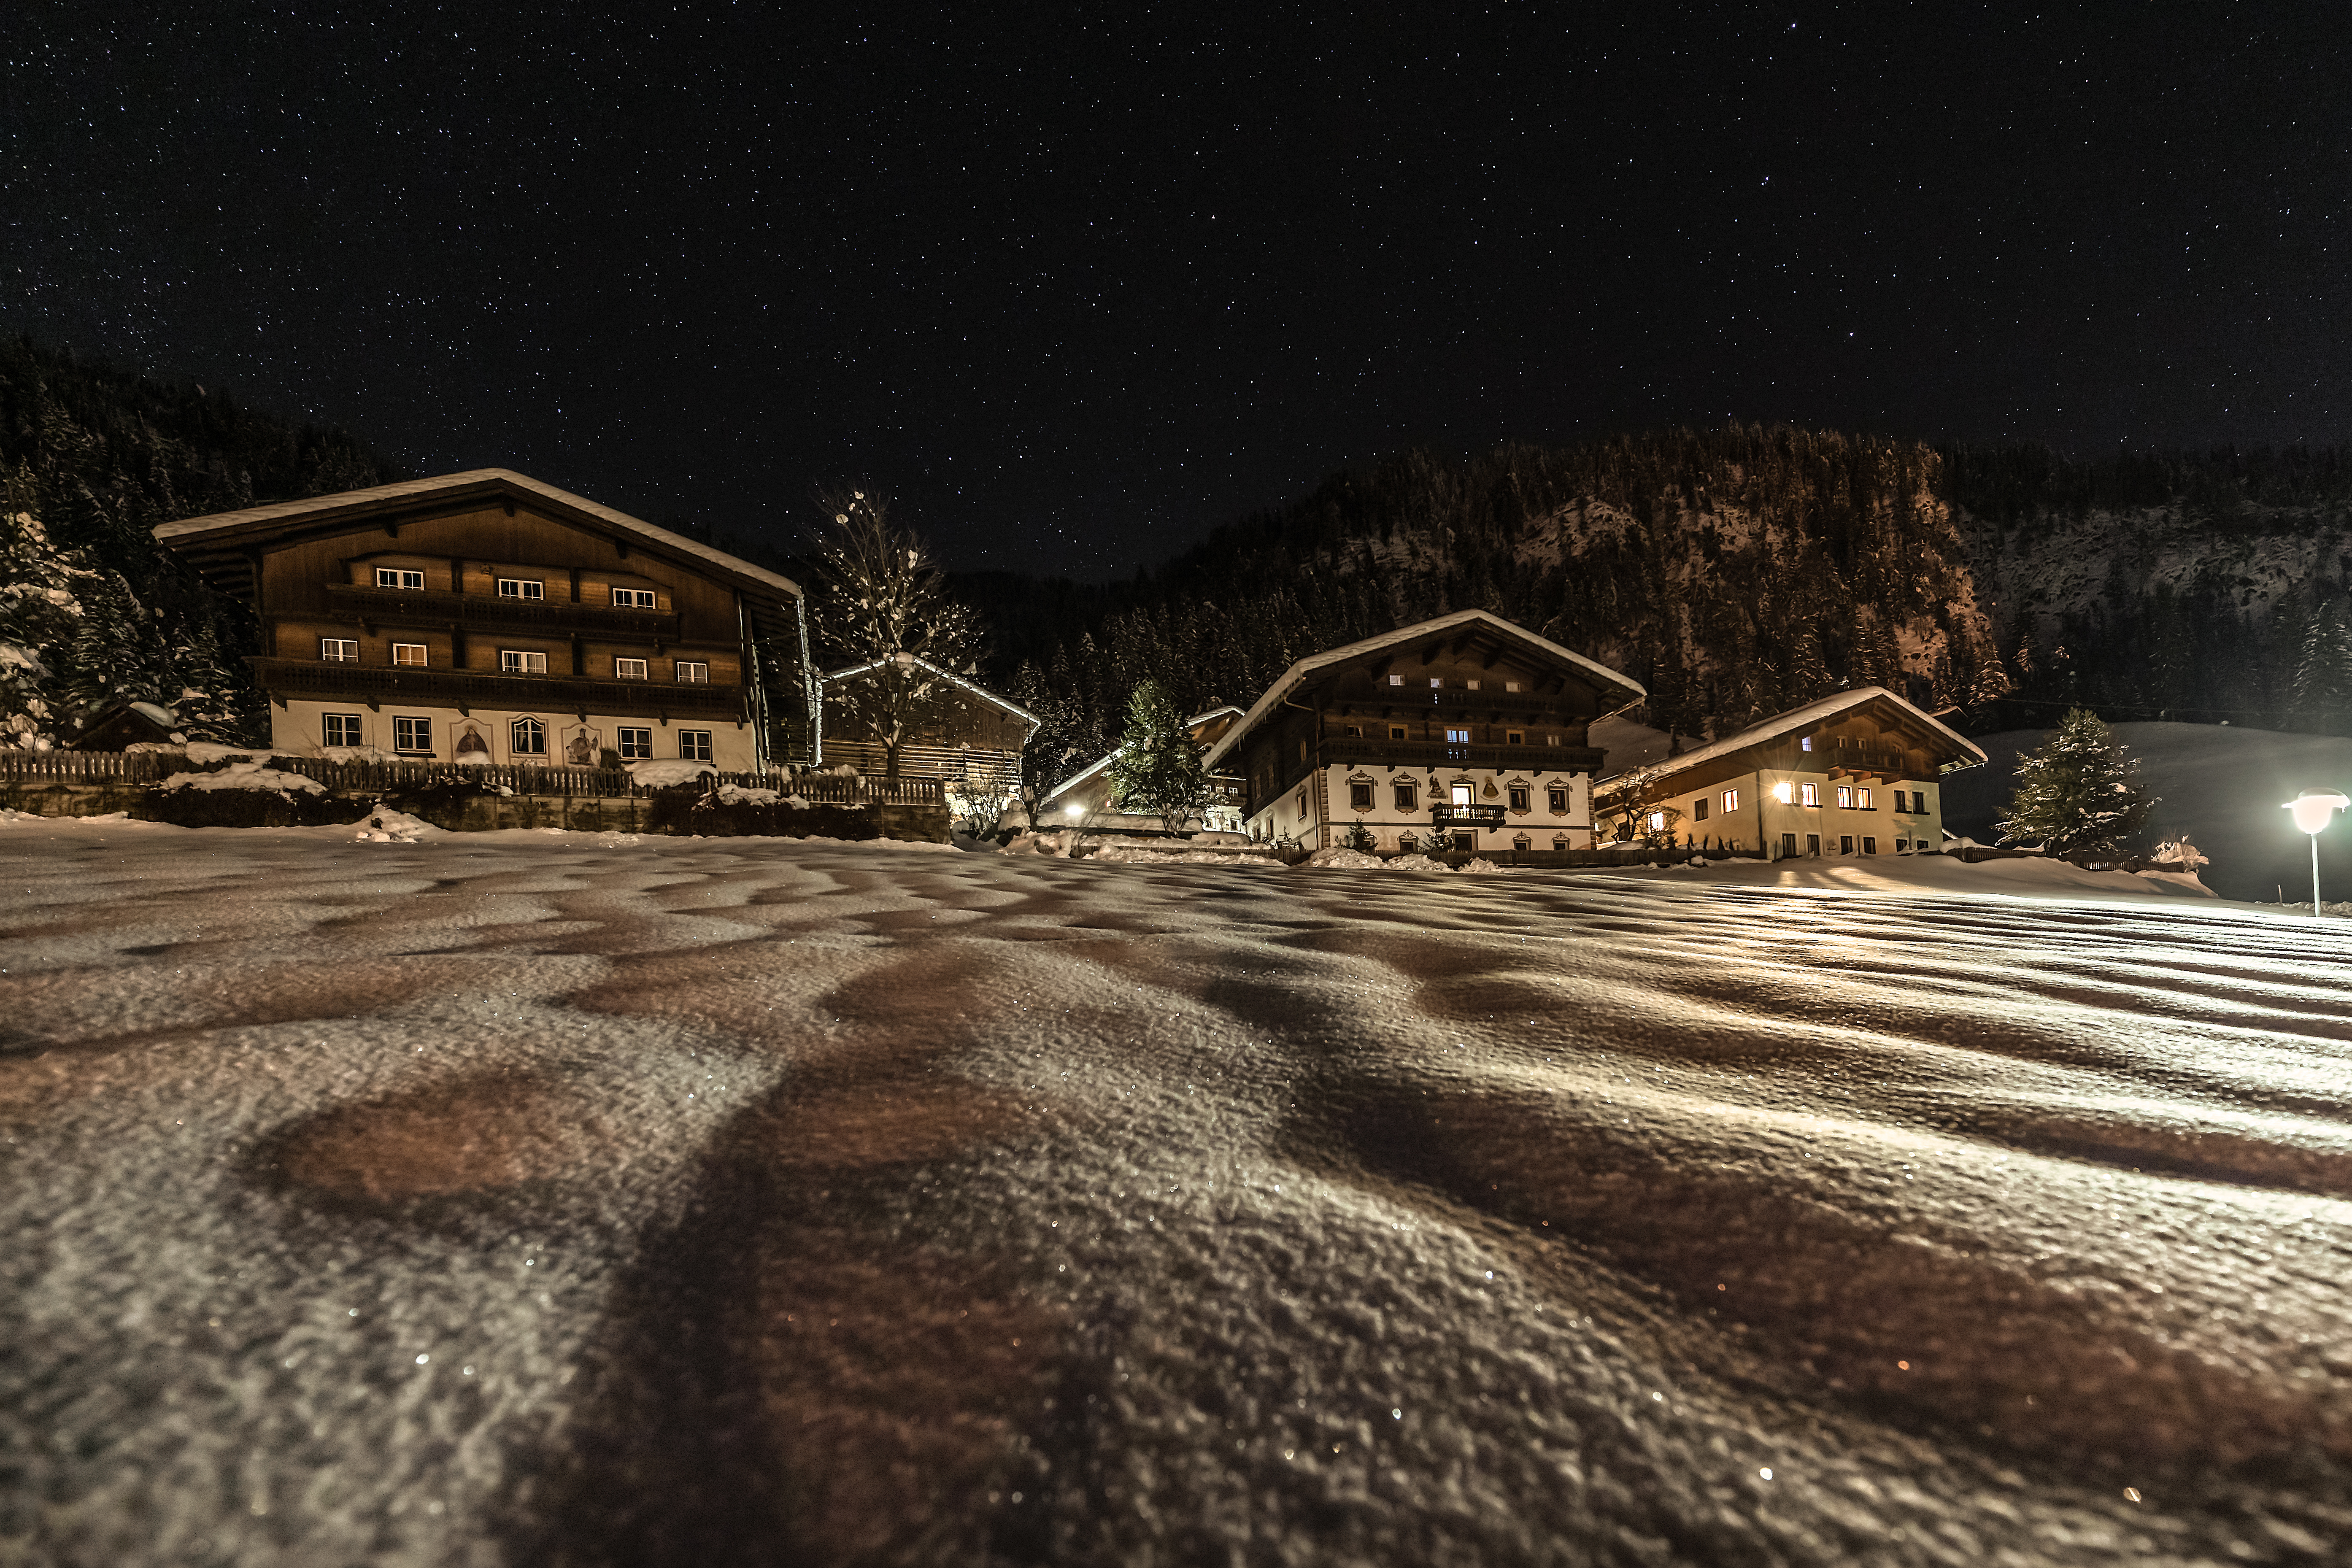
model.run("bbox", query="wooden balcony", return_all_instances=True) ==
[249,657,747,718]
[321,584,683,642]
[1322,741,1607,772]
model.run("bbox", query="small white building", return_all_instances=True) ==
[1593,686,1988,856]
[1202,610,1646,853]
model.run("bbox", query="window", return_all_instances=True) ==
[1862,836,1878,855]
[1345,724,1362,737]
[375,567,425,590]
[1896,838,1909,853]
[1553,835,1569,850]
[612,588,657,609]
[1781,831,1798,856]
[1429,677,1443,688]
[1387,674,1403,686]
[501,649,549,674]
[1546,734,1560,746]
[1399,834,1418,853]
[1721,788,1740,813]
[393,716,431,753]
[1800,737,1812,752]
[391,642,427,667]
[1506,729,1525,745]
[680,729,713,761]
[1389,725,1407,739]
[1295,791,1307,818]
[675,661,709,683]
[1451,831,1474,852]
[1350,782,1374,810]
[1771,780,1794,803]
[1805,834,1820,856]
[1393,783,1418,810]
[614,658,648,680]
[320,637,357,662]
[1512,834,1529,851]
[1912,790,1928,814]
[1466,679,1481,691]
[1506,681,1523,693]
[1835,785,1853,809]
[1800,782,1820,807]
[1693,796,1711,823]
[322,713,362,747]
[510,717,547,756]
[1839,834,1855,855]
[497,578,545,600]
[617,726,652,761]
[1856,787,1873,810]
[1508,785,1529,812]
[1444,728,1469,744]
[1547,786,1568,812]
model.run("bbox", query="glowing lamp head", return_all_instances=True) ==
[1065,804,1085,820]
[2286,790,2350,835]
[1771,781,1794,804]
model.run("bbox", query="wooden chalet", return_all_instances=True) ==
[1201,610,1645,853]
[1592,686,1987,856]
[152,470,813,770]
[818,656,1038,800]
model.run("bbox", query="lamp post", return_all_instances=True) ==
[2284,789,2350,914]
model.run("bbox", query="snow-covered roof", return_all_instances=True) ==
[153,468,804,603]
[821,654,1041,739]
[1042,705,1245,805]
[1200,610,1645,773]
[1593,686,1986,792]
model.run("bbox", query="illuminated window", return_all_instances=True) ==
[510,717,547,755]
[1856,787,1873,809]
[393,716,431,753]
[675,661,709,683]
[1800,782,1820,807]
[1451,784,1473,806]
[391,642,427,666]
[679,729,713,761]
[1429,677,1442,688]
[1546,734,1560,745]
[612,588,657,609]
[1506,681,1523,693]
[1445,728,1469,744]
[501,649,548,674]
[320,637,357,662]
[1721,788,1739,813]
[1388,674,1403,686]
[617,726,652,760]
[1771,780,1794,803]
[1350,782,1374,809]
[321,713,361,747]
[1466,679,1480,691]
[1508,786,1529,811]
[375,567,424,590]
[615,658,648,680]
[1647,811,1667,832]
[497,578,544,600]
[1547,786,1568,812]
[1835,785,1853,809]
[1393,783,1418,810]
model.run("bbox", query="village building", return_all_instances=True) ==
[1039,704,1248,833]
[1592,686,1987,856]
[1202,610,1645,853]
[818,655,1038,810]
[151,469,813,770]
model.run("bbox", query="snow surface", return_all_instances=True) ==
[5,820,2352,1564]
[154,760,326,797]
[628,759,718,788]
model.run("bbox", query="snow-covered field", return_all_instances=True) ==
[6,818,2352,1565]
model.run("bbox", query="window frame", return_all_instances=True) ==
[614,657,649,680]
[674,660,710,684]
[500,649,549,675]
[1349,781,1374,810]
[1547,786,1569,812]
[1388,724,1408,739]
[1393,782,1418,810]
[1799,782,1820,807]
[509,716,548,756]
[392,715,432,754]
[496,578,545,601]
[1507,785,1530,812]
[611,587,657,609]
[1693,796,1711,822]
[319,637,358,662]
[321,712,362,748]
[375,567,425,591]
[616,726,653,761]
[390,642,427,667]
[1721,787,1740,813]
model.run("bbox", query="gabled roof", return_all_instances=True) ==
[821,654,1042,739]
[1042,705,1244,805]
[1593,685,1986,792]
[152,468,803,606]
[1200,610,1645,772]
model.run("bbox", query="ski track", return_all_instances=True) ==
[4,823,2352,1565]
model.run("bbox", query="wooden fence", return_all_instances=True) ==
[0,749,944,806]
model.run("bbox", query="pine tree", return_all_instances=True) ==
[1995,707,2156,857]
[1104,679,1212,835]
[2292,596,2352,734]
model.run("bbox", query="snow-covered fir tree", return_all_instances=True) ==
[2292,595,2352,734]
[0,508,92,749]
[1104,679,1212,834]
[1995,707,2156,857]
[809,487,985,777]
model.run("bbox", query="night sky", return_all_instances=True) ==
[8,4,2346,578]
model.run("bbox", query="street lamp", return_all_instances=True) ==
[2284,788,2350,913]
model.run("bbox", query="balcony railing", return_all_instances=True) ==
[323,584,682,641]
[1429,803,1508,828]
[249,657,747,718]
[1322,741,1607,772]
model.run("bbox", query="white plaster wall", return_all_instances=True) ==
[272,700,760,770]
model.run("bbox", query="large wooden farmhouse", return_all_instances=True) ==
[1202,610,1645,853]
[1592,686,1987,856]
[153,470,812,770]
[818,655,1038,796]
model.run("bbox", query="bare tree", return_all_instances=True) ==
[809,487,984,778]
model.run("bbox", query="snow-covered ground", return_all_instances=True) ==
[6,817,2352,1565]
